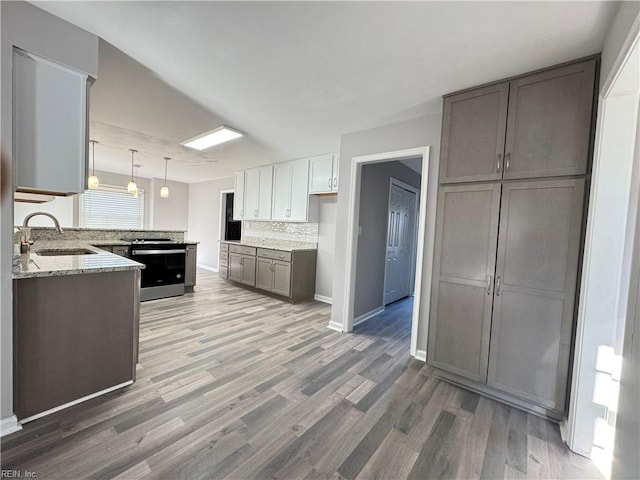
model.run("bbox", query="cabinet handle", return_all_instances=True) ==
[270,263,275,272]
[505,153,511,173]
[495,276,501,296]
[497,153,502,173]
[333,177,337,189]
[487,275,492,295]
[328,178,332,189]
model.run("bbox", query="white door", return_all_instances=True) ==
[308,154,334,193]
[384,182,417,305]
[272,163,291,221]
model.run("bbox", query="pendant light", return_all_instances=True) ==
[127,149,138,195]
[160,157,170,198]
[87,140,99,189]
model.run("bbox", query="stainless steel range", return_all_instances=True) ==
[124,238,187,301]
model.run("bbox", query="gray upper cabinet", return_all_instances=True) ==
[13,49,91,195]
[439,83,508,184]
[487,178,585,410]
[428,183,501,382]
[440,58,596,184]
[185,245,197,288]
[504,60,596,179]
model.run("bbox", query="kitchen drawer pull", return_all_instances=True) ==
[505,153,511,173]
[497,153,502,173]
[132,249,186,255]
[487,275,492,295]
[333,177,337,188]
[495,276,501,296]
[328,178,332,188]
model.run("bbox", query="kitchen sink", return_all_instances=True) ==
[36,249,97,256]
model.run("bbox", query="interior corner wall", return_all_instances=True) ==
[316,195,337,300]
[0,1,99,426]
[331,112,442,347]
[151,178,189,231]
[187,177,234,269]
[354,162,421,318]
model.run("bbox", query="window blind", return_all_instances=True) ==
[79,184,144,229]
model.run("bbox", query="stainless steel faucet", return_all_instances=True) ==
[22,212,64,233]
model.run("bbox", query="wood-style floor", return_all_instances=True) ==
[2,270,603,479]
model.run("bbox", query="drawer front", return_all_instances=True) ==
[257,248,292,262]
[220,242,229,252]
[219,257,229,268]
[219,267,228,279]
[229,244,256,256]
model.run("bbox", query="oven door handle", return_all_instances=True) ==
[132,249,187,255]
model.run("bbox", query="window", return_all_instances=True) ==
[79,184,144,229]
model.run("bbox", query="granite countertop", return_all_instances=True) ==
[13,241,144,279]
[220,239,317,252]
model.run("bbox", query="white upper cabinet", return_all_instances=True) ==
[233,170,246,220]
[308,153,339,194]
[244,165,273,220]
[272,159,310,222]
[14,49,91,195]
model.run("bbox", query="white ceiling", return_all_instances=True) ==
[32,1,617,183]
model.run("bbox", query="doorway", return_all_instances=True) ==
[384,178,419,306]
[339,146,431,359]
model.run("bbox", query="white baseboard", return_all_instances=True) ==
[20,380,133,425]
[314,294,332,304]
[197,264,218,273]
[327,320,344,332]
[353,306,385,328]
[414,349,427,362]
[0,415,21,437]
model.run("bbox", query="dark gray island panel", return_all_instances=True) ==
[14,269,140,421]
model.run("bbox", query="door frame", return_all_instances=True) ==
[382,177,420,307]
[342,146,430,358]
[218,189,234,272]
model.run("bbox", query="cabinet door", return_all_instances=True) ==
[289,159,310,221]
[256,258,274,291]
[272,163,292,221]
[256,166,273,220]
[185,245,197,287]
[308,154,334,194]
[487,179,585,410]
[244,169,260,219]
[331,155,339,192]
[272,261,292,297]
[428,183,501,382]
[228,253,243,283]
[504,60,596,179]
[233,171,246,220]
[14,49,90,194]
[241,255,256,286]
[440,83,508,184]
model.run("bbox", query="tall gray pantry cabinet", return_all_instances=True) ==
[428,57,597,419]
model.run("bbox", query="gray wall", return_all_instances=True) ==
[330,113,442,353]
[149,178,189,231]
[315,195,337,301]
[187,177,234,269]
[354,161,421,318]
[1,1,99,425]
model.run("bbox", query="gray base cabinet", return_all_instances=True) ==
[219,242,229,279]
[429,56,597,419]
[185,244,197,288]
[221,242,317,303]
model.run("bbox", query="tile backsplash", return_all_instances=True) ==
[242,221,319,246]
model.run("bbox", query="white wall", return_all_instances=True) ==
[14,196,76,228]
[567,2,640,461]
[315,195,337,301]
[187,177,234,269]
[330,113,442,352]
[1,1,99,430]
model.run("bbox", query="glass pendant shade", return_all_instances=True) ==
[160,185,169,198]
[88,175,99,189]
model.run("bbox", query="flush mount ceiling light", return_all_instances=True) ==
[88,140,99,189]
[181,125,243,151]
[127,149,138,195]
[160,157,170,198]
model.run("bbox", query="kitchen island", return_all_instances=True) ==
[13,244,143,422]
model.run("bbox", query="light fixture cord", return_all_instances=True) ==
[131,150,135,180]
[91,141,96,175]
[164,157,169,186]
